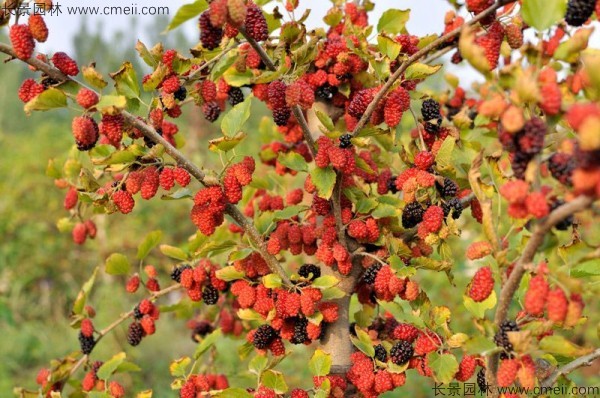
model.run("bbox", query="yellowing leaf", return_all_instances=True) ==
[405,63,442,80]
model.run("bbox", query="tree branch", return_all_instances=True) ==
[486,195,594,390]
[0,41,292,286]
[540,349,600,388]
[350,0,515,137]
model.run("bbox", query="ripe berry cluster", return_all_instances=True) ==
[179,373,229,398]
[499,180,550,219]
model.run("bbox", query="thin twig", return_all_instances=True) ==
[541,349,600,388]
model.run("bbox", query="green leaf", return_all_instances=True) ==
[169,357,191,377]
[159,244,189,261]
[372,203,400,218]
[356,198,378,214]
[428,352,459,384]
[216,266,246,281]
[97,352,126,380]
[521,0,567,31]
[405,63,442,80]
[249,355,269,375]
[194,329,222,359]
[351,328,375,357]
[115,361,141,374]
[221,95,252,137]
[72,267,98,315]
[272,205,309,221]
[315,109,335,131]
[310,166,336,199]
[92,149,137,166]
[214,388,253,398]
[463,291,497,319]
[208,132,247,152]
[571,259,600,278]
[377,9,410,34]
[166,0,207,31]
[435,137,456,171]
[223,68,253,87]
[137,230,163,260]
[277,152,308,172]
[261,370,288,394]
[309,350,332,376]
[321,286,346,300]
[110,62,140,99]
[377,35,402,60]
[312,275,340,289]
[24,88,67,114]
[539,335,591,357]
[262,273,283,289]
[105,253,131,275]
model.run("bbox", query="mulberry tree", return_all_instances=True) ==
[3,0,600,396]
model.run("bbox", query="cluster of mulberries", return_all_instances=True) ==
[499,117,547,179]
[127,297,161,346]
[314,136,356,174]
[239,280,339,353]
[190,186,227,235]
[179,373,229,398]
[199,0,267,50]
[223,156,255,204]
[267,80,292,126]
[267,220,318,257]
[357,263,420,304]
[171,259,227,304]
[499,180,551,219]
[345,323,448,395]
[523,269,581,326]
[72,220,97,245]
[111,165,189,214]
[347,351,406,395]
[565,104,600,197]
